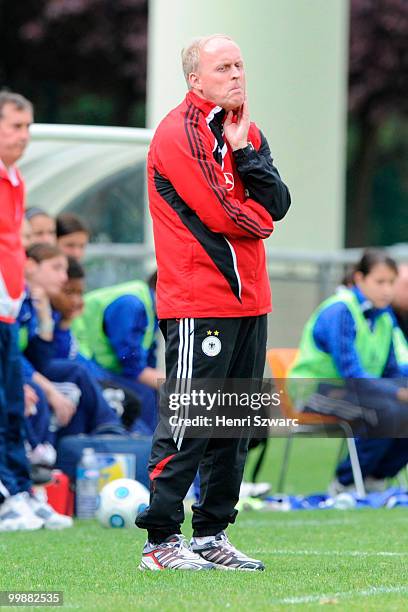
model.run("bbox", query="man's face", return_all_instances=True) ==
[189,38,246,111]
[51,278,85,320]
[0,103,33,166]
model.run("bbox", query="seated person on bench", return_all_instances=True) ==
[288,249,408,494]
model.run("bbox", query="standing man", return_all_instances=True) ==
[136,35,291,570]
[0,91,72,530]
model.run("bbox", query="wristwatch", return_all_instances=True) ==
[233,143,255,157]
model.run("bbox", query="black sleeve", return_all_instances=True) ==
[233,131,291,221]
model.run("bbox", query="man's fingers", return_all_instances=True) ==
[243,97,249,120]
[224,110,233,126]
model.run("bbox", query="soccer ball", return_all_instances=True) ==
[96,478,149,528]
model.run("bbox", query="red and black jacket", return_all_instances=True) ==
[148,90,291,319]
[0,162,26,323]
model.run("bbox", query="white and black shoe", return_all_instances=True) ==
[191,531,265,571]
[139,534,216,571]
[240,481,271,499]
[27,491,73,530]
[28,442,57,467]
[0,492,44,531]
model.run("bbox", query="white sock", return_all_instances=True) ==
[193,535,215,544]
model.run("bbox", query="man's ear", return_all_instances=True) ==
[188,72,201,92]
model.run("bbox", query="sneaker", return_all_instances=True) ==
[139,534,216,571]
[30,465,53,485]
[364,476,388,493]
[191,531,265,571]
[27,491,73,530]
[28,443,57,467]
[0,517,18,532]
[328,478,355,497]
[328,476,387,497]
[0,492,44,531]
[236,497,266,512]
[240,481,271,499]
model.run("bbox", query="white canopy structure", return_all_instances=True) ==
[21,124,154,244]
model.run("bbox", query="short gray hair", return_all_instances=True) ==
[181,34,234,88]
[0,90,33,118]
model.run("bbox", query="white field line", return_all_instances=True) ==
[254,549,408,557]
[242,518,353,527]
[272,585,408,605]
[243,515,408,528]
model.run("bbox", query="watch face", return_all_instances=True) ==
[241,143,254,154]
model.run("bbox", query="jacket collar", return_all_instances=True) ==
[186,91,226,125]
[0,158,20,186]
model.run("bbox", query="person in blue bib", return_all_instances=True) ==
[289,249,408,494]
[71,272,164,435]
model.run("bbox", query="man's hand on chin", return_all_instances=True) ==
[224,97,250,151]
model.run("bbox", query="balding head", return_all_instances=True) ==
[181,35,235,87]
[181,35,245,111]
[0,91,33,166]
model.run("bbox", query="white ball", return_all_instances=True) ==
[96,478,149,528]
[333,492,356,510]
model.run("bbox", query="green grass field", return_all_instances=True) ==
[1,438,408,611]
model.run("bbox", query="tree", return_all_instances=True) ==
[347,0,408,246]
[0,0,148,125]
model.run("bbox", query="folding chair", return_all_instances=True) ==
[267,348,366,497]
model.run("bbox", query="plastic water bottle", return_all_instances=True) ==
[76,448,100,518]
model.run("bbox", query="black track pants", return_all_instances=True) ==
[135,315,267,543]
